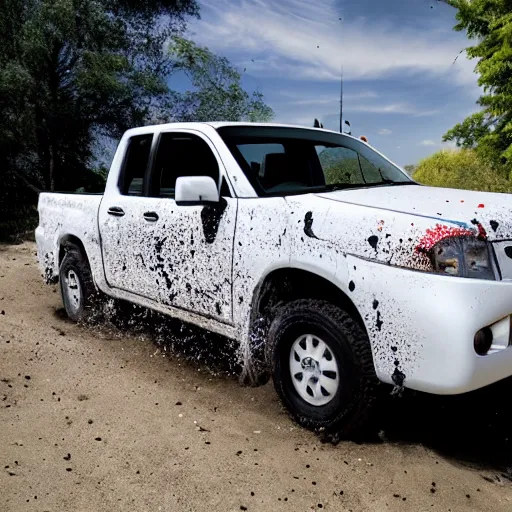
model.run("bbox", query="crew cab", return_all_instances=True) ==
[36,122,512,437]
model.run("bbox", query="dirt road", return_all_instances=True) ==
[1,242,512,512]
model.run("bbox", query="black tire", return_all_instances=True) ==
[268,299,380,439]
[239,316,272,387]
[59,246,102,323]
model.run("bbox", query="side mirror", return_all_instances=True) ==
[175,176,220,206]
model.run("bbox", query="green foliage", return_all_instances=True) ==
[413,148,512,193]
[0,172,39,243]
[0,1,275,241]
[166,37,274,123]
[318,148,363,184]
[443,0,512,173]
[0,0,199,194]
[403,164,417,176]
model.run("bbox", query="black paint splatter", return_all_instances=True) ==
[304,211,319,239]
[392,368,405,387]
[155,236,168,257]
[367,235,379,251]
[348,281,355,292]
[136,253,146,267]
[376,311,383,331]
[372,299,379,310]
[201,198,227,244]
[490,220,499,232]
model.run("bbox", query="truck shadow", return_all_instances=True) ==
[379,382,512,480]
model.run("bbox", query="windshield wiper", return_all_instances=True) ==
[371,180,417,186]
[322,181,416,192]
[375,168,416,186]
[322,183,367,191]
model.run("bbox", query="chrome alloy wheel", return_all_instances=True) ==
[289,334,340,406]
[63,269,82,314]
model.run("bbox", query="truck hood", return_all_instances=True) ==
[315,184,512,240]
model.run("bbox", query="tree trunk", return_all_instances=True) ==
[49,143,55,192]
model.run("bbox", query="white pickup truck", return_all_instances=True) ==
[36,122,512,437]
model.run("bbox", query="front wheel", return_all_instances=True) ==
[268,299,380,439]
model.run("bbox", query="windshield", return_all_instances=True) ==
[217,126,415,197]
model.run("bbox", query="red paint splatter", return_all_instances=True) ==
[460,200,465,203]
[476,223,487,238]
[416,224,474,253]
[471,219,488,240]
[477,203,485,208]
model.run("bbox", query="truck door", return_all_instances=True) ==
[99,133,160,296]
[100,129,236,324]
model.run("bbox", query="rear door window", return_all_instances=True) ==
[120,134,153,195]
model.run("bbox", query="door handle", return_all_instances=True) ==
[107,206,125,217]
[143,211,159,222]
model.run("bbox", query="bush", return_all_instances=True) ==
[0,170,39,243]
[0,204,38,244]
[413,149,512,193]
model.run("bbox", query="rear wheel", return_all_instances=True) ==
[268,299,380,439]
[59,246,102,322]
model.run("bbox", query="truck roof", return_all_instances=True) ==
[123,121,352,139]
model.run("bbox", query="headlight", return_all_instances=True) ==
[431,237,496,280]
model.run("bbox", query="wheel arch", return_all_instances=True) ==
[249,266,367,335]
[58,234,89,267]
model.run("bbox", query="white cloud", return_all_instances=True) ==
[283,116,320,127]
[441,140,458,149]
[346,103,439,116]
[273,97,439,127]
[190,0,477,86]
[280,90,378,106]
[378,128,392,135]
[272,88,440,125]
[420,139,437,146]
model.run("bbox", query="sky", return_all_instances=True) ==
[183,0,481,167]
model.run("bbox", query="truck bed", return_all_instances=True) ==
[35,193,103,283]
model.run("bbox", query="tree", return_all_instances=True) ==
[403,164,417,176]
[0,0,199,193]
[442,0,512,177]
[164,37,274,123]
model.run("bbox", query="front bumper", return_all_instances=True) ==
[347,255,512,395]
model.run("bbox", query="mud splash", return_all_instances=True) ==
[83,298,241,378]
